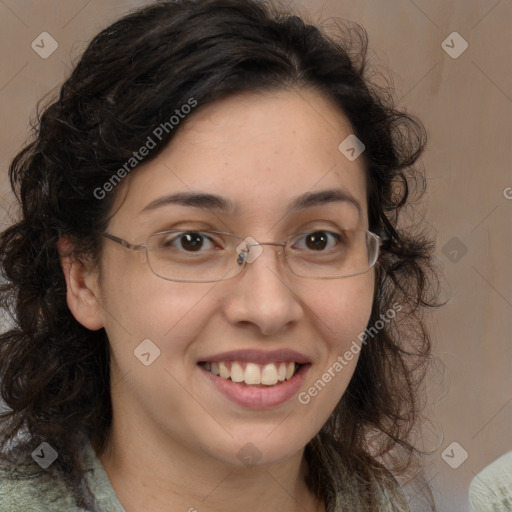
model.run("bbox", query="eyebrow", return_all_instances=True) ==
[139,188,362,217]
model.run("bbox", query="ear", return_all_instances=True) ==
[58,236,104,331]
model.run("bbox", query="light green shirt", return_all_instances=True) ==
[0,438,419,511]
[0,441,125,511]
[469,451,512,512]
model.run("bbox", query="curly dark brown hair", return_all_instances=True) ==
[0,0,443,510]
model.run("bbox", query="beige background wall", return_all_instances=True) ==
[1,1,511,511]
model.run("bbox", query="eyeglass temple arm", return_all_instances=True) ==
[101,232,146,252]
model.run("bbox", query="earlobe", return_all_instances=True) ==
[58,237,104,331]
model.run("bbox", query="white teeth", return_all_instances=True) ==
[245,363,261,385]
[285,362,295,380]
[219,362,230,379]
[230,362,245,383]
[203,361,300,386]
[261,363,279,385]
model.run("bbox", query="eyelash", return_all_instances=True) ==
[164,230,345,252]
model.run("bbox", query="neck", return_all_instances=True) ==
[98,402,324,512]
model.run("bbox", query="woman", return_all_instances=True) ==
[0,0,441,510]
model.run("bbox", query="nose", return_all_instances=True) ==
[222,242,304,337]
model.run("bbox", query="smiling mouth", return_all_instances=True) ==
[198,361,303,387]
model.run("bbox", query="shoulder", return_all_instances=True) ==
[0,444,81,511]
[469,451,512,512]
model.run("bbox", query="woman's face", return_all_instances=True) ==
[86,87,375,467]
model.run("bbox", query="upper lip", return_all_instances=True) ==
[197,349,311,365]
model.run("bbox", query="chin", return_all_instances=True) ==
[208,428,311,468]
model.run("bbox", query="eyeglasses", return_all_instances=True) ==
[101,228,382,283]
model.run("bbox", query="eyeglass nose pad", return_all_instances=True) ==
[235,236,264,264]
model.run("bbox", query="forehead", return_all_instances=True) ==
[113,87,368,228]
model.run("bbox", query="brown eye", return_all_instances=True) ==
[305,232,328,250]
[295,231,341,251]
[162,232,217,252]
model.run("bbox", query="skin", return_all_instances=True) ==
[61,86,375,512]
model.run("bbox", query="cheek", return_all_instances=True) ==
[100,261,219,351]
[295,275,374,434]
[310,272,375,343]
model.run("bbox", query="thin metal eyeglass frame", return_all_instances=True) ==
[100,229,382,283]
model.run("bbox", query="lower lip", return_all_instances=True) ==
[198,364,310,409]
